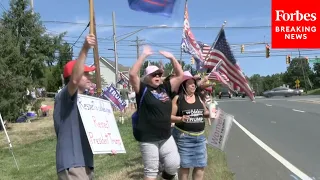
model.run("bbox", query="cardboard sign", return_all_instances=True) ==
[207,108,233,151]
[77,94,126,154]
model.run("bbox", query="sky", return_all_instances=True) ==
[1,0,319,77]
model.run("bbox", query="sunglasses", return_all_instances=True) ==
[150,72,163,77]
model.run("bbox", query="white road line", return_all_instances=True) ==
[265,104,272,107]
[292,109,305,113]
[233,119,313,180]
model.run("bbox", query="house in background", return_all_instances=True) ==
[99,57,130,88]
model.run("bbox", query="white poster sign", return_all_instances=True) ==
[77,94,126,154]
[207,108,233,151]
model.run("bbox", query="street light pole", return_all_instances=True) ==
[111,11,166,88]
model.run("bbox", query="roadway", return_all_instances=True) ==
[217,95,320,180]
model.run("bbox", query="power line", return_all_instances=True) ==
[42,20,270,29]
[69,22,90,49]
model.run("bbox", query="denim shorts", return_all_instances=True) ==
[172,128,207,168]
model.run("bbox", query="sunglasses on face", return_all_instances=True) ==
[150,72,163,77]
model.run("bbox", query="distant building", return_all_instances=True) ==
[99,57,129,88]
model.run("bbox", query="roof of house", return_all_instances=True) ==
[99,57,130,80]
[100,57,130,72]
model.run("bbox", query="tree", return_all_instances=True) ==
[45,41,73,92]
[282,58,314,89]
[0,0,70,121]
[0,26,31,121]
[312,63,320,88]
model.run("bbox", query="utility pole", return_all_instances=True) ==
[136,36,140,60]
[112,11,119,88]
[131,36,145,76]
[30,0,34,14]
[298,49,308,93]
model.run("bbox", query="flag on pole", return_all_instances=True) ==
[208,70,230,87]
[180,3,203,61]
[128,0,178,17]
[202,29,254,101]
[117,72,129,86]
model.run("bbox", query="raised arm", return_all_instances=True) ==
[129,46,152,93]
[159,51,183,92]
[68,34,95,96]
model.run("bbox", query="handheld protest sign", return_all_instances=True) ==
[77,94,126,154]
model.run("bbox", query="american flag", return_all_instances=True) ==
[208,71,230,88]
[201,29,254,101]
[117,72,129,86]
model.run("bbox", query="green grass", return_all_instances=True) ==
[306,88,320,95]
[0,110,233,180]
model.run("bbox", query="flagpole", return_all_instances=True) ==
[0,114,19,170]
[180,0,188,64]
[204,21,227,62]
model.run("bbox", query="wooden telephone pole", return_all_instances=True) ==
[89,0,102,96]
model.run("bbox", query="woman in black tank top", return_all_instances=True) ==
[171,71,209,180]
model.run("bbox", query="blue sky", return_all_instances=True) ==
[1,0,319,76]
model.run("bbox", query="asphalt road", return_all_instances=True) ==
[217,95,320,180]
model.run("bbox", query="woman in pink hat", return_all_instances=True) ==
[129,45,184,180]
[171,71,210,180]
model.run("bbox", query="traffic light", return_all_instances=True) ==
[305,56,309,63]
[191,57,194,64]
[286,55,291,64]
[241,45,244,53]
[265,44,270,58]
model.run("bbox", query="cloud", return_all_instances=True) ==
[225,16,270,27]
[205,16,270,27]
[139,21,181,40]
[46,17,112,36]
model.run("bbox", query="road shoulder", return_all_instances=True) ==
[224,123,293,180]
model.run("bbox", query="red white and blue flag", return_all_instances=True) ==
[180,3,203,62]
[201,29,254,101]
[128,0,178,17]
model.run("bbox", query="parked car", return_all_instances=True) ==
[235,90,256,98]
[263,87,298,97]
[218,87,232,99]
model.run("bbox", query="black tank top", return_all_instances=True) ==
[175,95,205,132]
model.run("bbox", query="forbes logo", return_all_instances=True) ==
[275,10,317,21]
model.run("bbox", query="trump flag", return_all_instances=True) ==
[128,0,178,17]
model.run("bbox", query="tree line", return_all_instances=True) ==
[1,0,319,122]
[248,58,320,95]
[0,0,72,121]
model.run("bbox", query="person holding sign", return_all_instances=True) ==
[53,34,101,180]
[171,71,210,180]
[129,45,183,180]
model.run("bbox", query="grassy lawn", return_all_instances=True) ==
[0,99,233,180]
[306,88,320,95]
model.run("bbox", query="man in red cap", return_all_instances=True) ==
[53,34,96,180]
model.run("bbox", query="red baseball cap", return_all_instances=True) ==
[63,60,96,78]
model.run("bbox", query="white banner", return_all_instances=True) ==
[207,108,233,151]
[77,94,126,154]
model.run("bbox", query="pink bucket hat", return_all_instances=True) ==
[141,65,164,81]
[182,71,200,82]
